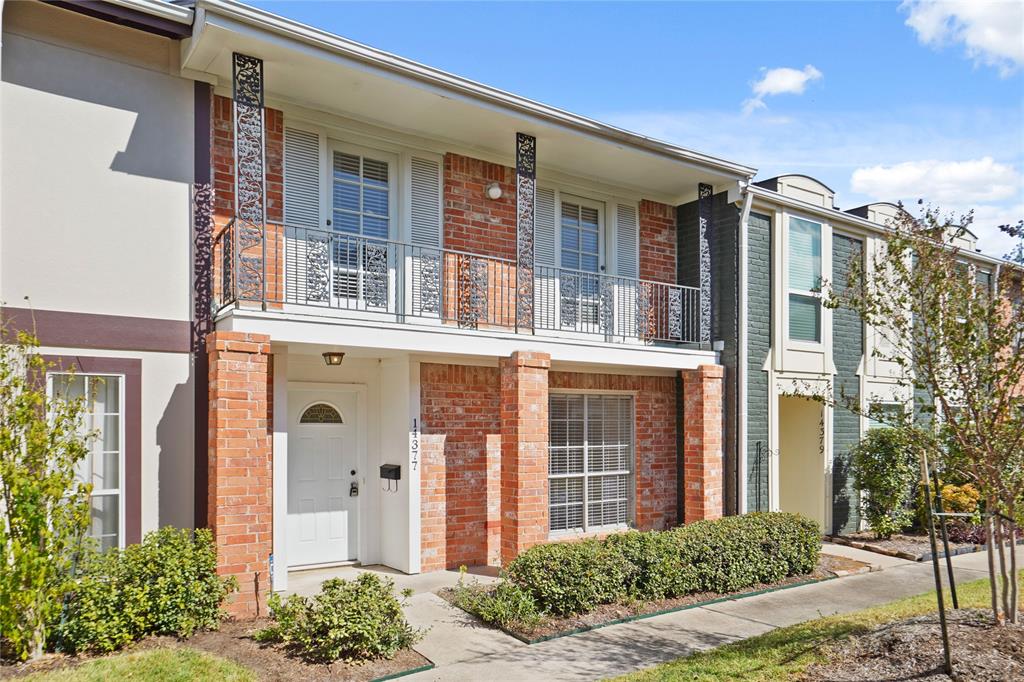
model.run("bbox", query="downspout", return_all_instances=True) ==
[737,181,754,515]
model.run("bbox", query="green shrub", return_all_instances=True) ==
[850,427,919,538]
[54,527,236,654]
[604,530,695,600]
[504,538,630,616]
[255,574,421,662]
[497,513,820,619]
[671,513,820,593]
[449,570,542,631]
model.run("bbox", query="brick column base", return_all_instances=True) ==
[681,365,724,524]
[500,351,550,565]
[207,331,272,618]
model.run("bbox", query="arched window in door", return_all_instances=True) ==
[299,403,344,424]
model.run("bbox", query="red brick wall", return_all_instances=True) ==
[207,331,272,618]
[499,352,550,564]
[443,153,517,261]
[680,365,724,523]
[211,95,285,304]
[550,371,679,531]
[639,199,677,284]
[419,363,502,571]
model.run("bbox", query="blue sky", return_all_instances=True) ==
[250,0,1023,256]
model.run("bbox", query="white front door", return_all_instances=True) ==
[288,389,360,567]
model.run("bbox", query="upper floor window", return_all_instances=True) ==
[331,149,393,240]
[49,373,124,552]
[560,199,602,274]
[788,216,822,342]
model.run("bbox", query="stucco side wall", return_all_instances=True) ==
[1,13,193,321]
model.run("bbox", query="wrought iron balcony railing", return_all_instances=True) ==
[212,220,702,345]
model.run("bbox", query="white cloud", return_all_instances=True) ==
[742,65,822,115]
[850,157,1021,204]
[902,0,1024,76]
[602,107,1023,257]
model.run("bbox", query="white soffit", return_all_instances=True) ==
[185,1,754,201]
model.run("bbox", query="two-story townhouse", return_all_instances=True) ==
[728,175,1011,536]
[6,0,1017,621]
[2,0,757,618]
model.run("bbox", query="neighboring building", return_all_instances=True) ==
[1,0,1017,619]
[728,176,1009,536]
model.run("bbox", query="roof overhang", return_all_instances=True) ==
[183,0,754,203]
[45,0,193,38]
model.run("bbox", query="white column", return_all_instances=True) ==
[271,351,288,591]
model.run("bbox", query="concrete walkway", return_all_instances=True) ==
[401,547,1018,682]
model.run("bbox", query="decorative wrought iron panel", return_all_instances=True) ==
[697,182,713,343]
[232,53,266,302]
[516,132,536,330]
[457,254,489,327]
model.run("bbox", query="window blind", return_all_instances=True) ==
[788,217,821,292]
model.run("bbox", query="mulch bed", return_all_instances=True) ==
[828,531,980,561]
[802,609,1024,681]
[0,620,432,681]
[441,553,870,643]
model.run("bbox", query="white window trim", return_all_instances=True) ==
[327,139,400,241]
[547,392,636,538]
[784,212,826,347]
[556,193,608,275]
[47,372,127,551]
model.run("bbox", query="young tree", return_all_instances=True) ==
[0,324,92,660]
[825,202,1024,625]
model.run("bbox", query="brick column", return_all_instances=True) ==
[207,331,272,618]
[681,364,724,523]
[500,351,550,564]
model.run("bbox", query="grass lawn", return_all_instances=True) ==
[22,648,255,682]
[616,574,1020,682]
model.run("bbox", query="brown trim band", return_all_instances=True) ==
[3,307,189,354]
[44,1,192,39]
[44,355,143,546]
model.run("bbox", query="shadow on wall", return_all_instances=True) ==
[831,455,853,536]
[156,376,195,529]
[2,26,194,185]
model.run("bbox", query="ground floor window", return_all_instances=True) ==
[49,372,124,552]
[866,402,905,431]
[548,393,634,534]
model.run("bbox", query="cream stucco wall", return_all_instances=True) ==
[1,3,193,320]
[778,395,826,531]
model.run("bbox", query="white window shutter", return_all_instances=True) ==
[615,203,639,279]
[535,186,557,266]
[534,186,558,329]
[284,127,321,228]
[410,156,442,247]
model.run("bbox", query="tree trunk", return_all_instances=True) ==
[988,513,1002,623]
[1010,518,1019,624]
[996,516,1012,623]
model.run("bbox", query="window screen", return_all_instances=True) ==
[788,216,823,342]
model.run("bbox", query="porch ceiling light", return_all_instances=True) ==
[322,352,346,366]
[485,182,503,200]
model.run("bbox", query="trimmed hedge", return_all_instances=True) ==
[503,512,820,617]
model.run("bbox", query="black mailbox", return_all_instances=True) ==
[379,464,401,481]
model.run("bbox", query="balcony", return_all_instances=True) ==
[212,220,702,346]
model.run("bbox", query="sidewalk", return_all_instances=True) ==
[402,547,1016,682]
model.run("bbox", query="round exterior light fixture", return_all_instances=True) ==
[322,352,346,366]
[485,182,503,200]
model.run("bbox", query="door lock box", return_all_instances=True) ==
[349,481,359,497]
